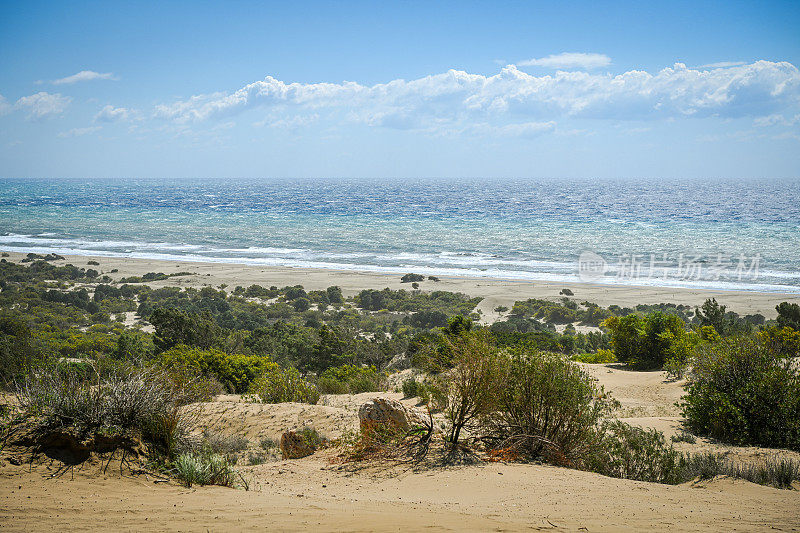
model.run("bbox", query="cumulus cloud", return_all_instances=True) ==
[94,105,130,122]
[518,52,612,70]
[154,61,800,133]
[52,70,118,85]
[57,126,102,138]
[15,92,71,119]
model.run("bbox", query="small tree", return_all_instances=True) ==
[432,332,504,447]
[776,302,800,331]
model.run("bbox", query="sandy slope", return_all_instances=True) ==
[2,450,799,532]
[3,365,800,532]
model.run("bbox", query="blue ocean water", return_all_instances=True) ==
[1,177,799,293]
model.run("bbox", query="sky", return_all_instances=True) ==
[1,0,799,179]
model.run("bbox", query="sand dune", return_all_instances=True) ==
[3,364,799,532]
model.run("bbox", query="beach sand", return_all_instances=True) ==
[5,251,798,321]
[3,366,800,532]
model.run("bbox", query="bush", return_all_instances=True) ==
[482,352,617,465]
[401,273,425,283]
[432,332,505,446]
[16,364,200,456]
[589,421,684,484]
[201,429,249,457]
[604,312,692,370]
[571,349,616,364]
[149,308,224,352]
[159,345,275,393]
[317,364,386,394]
[682,335,800,450]
[247,366,319,404]
[401,377,427,399]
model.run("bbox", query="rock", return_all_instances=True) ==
[280,430,316,459]
[358,398,425,436]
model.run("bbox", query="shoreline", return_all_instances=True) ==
[4,251,799,319]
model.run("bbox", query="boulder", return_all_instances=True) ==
[358,398,425,436]
[280,430,316,460]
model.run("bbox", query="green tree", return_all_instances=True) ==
[604,311,690,369]
[776,302,800,331]
[150,308,224,352]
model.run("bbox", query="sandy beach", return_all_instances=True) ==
[6,251,798,321]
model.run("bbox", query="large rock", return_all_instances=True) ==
[280,430,316,459]
[358,398,425,436]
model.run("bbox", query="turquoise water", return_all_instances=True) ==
[1,177,799,293]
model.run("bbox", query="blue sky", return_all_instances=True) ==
[1,0,799,179]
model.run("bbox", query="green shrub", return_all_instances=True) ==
[401,377,427,399]
[159,345,275,393]
[247,366,319,404]
[589,421,684,484]
[317,364,386,394]
[571,349,617,364]
[482,352,617,465]
[682,335,800,450]
[604,311,692,370]
[671,431,697,444]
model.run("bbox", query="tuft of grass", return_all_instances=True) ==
[671,431,697,444]
[259,436,277,450]
[725,456,800,489]
[247,451,269,465]
[201,429,248,456]
[172,452,236,488]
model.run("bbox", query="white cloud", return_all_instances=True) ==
[518,52,612,70]
[15,92,71,119]
[57,126,102,138]
[753,113,799,127]
[697,61,747,69]
[0,94,11,116]
[94,105,130,122]
[154,61,800,134]
[52,70,117,85]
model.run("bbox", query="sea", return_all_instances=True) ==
[1,177,799,294]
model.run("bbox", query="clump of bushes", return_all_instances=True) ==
[571,349,616,364]
[247,366,319,404]
[16,363,201,456]
[682,335,800,450]
[603,311,692,370]
[158,345,275,393]
[317,364,386,394]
